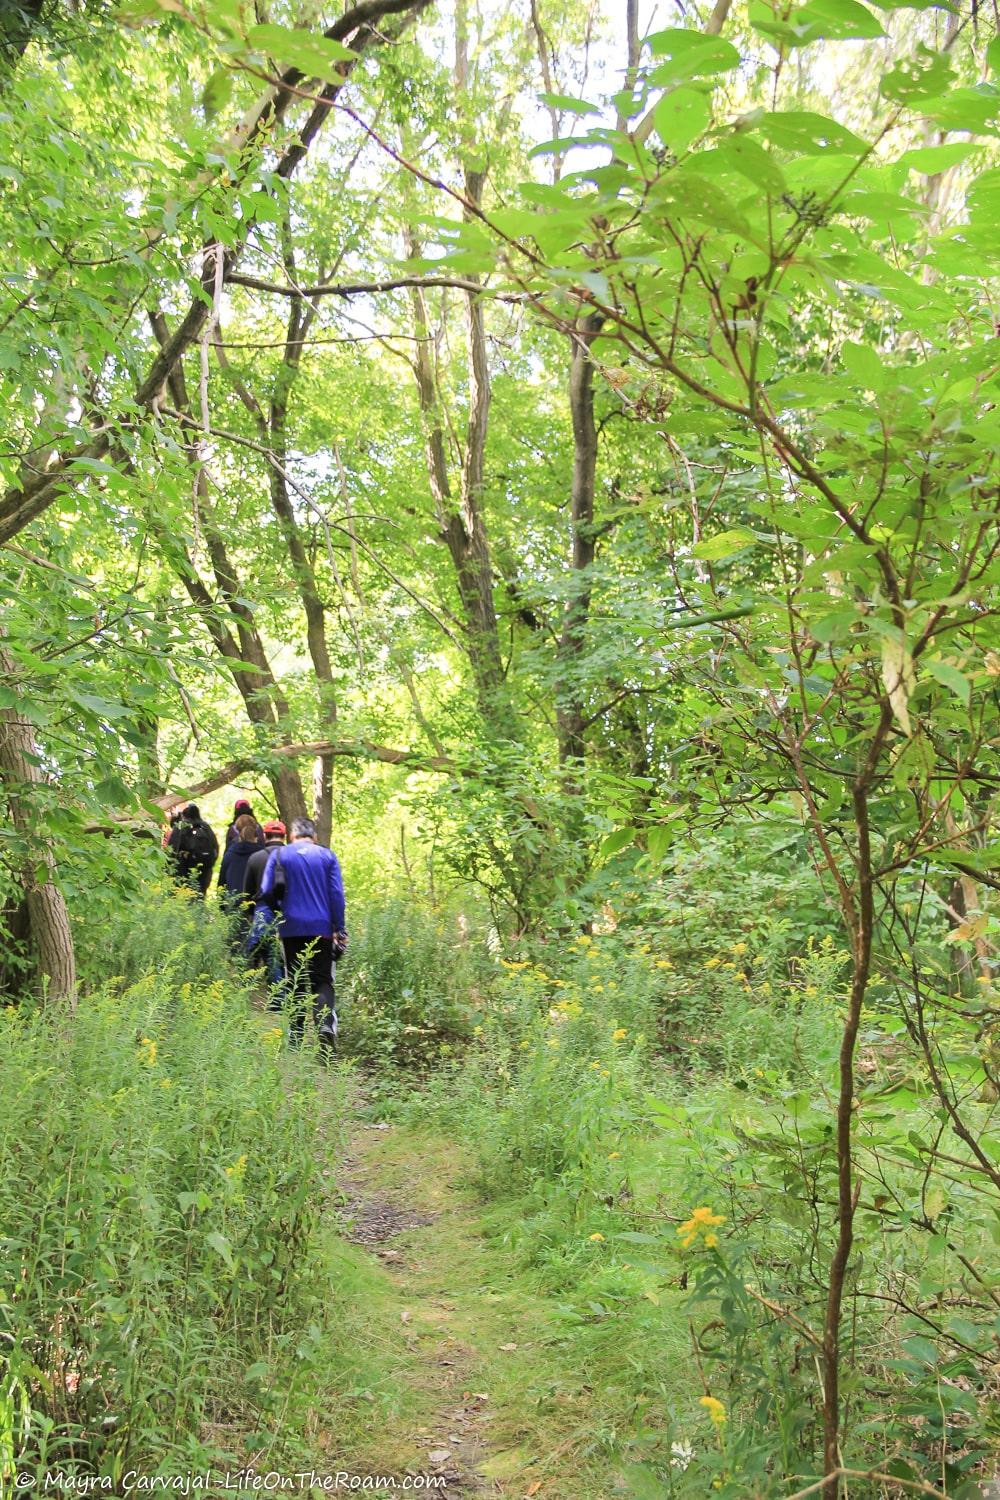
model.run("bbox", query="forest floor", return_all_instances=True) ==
[323,1085,620,1500]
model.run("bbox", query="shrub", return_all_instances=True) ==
[338,898,481,1067]
[73,872,234,992]
[0,968,401,1479]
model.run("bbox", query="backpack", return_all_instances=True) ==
[179,820,216,868]
[267,848,286,907]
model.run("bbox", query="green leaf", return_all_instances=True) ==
[923,658,971,705]
[897,141,982,174]
[538,92,598,117]
[646,28,740,82]
[902,1335,938,1367]
[791,0,884,43]
[206,1231,235,1269]
[712,136,787,192]
[653,87,712,152]
[759,111,868,156]
[202,66,233,118]
[811,609,858,644]
[841,340,884,391]
[691,528,756,561]
[71,691,129,721]
[919,86,1000,132]
[245,23,355,74]
[880,45,955,103]
[646,825,675,860]
[601,828,637,858]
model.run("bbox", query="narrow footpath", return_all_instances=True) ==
[321,1098,610,1500]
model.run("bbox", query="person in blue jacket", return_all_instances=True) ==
[259,816,347,1054]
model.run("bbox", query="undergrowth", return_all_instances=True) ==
[0,894,411,1482]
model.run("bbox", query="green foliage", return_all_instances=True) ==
[73,872,233,991]
[0,967,405,1478]
[338,898,481,1068]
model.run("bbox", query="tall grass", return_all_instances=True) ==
[0,901,409,1480]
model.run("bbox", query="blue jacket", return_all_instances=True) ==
[260,839,346,938]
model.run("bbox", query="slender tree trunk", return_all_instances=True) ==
[0,646,76,1004]
[821,778,875,1497]
[264,243,339,844]
[556,312,601,772]
[149,309,309,827]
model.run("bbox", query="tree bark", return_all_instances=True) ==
[148,311,309,827]
[0,646,76,1004]
[556,312,602,770]
[265,227,339,843]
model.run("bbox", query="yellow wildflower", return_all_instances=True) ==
[730,942,747,955]
[721,962,736,970]
[225,1154,248,1179]
[704,957,721,970]
[804,985,818,997]
[704,1233,718,1249]
[589,1232,604,1242]
[590,1060,602,1070]
[677,1206,725,1249]
[608,1151,621,1160]
[138,1037,157,1067]
[699,1396,726,1426]
[519,1040,531,1050]
[546,1037,560,1048]
[578,935,593,947]
[612,1028,627,1041]
[655,958,673,970]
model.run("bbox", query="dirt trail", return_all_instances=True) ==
[335,1115,498,1495]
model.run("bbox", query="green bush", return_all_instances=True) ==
[0,969,401,1480]
[338,898,481,1067]
[73,872,234,992]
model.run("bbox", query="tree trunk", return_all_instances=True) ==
[0,647,76,1005]
[556,312,601,772]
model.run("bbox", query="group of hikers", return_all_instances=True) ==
[164,799,346,1055]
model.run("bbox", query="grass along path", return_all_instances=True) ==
[324,1092,659,1499]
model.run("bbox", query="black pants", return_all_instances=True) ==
[281,935,337,1046]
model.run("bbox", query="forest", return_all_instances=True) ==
[1,0,999,1494]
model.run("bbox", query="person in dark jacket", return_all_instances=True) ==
[217,813,263,950]
[225,798,264,849]
[244,820,286,905]
[166,804,218,897]
[244,820,287,1002]
[259,816,346,1053]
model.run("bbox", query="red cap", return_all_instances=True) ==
[235,798,252,814]
[263,820,286,837]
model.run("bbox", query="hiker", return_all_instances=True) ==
[244,819,287,1002]
[217,813,264,950]
[166,804,218,898]
[225,798,264,849]
[162,804,183,850]
[259,816,346,1053]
